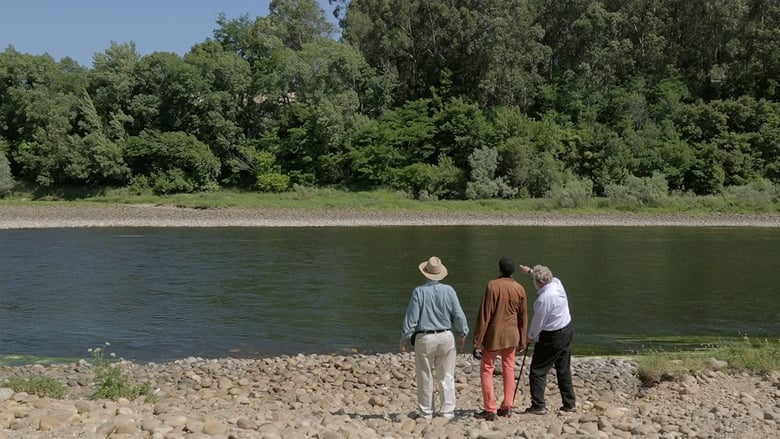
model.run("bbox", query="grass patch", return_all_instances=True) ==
[634,335,780,386]
[3,376,67,399]
[3,185,778,214]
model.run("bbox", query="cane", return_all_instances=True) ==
[513,347,529,401]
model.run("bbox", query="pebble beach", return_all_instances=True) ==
[1,204,779,438]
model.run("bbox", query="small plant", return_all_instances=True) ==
[89,343,154,401]
[3,376,67,399]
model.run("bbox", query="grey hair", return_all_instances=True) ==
[531,265,553,285]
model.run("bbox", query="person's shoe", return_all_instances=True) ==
[523,405,548,415]
[559,406,577,413]
[497,408,512,417]
[474,410,498,421]
[410,412,432,420]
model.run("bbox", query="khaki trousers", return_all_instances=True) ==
[414,331,456,418]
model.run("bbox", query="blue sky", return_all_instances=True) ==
[1,0,337,67]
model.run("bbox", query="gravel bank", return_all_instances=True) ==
[1,204,780,228]
[1,354,779,439]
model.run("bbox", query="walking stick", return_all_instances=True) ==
[513,347,529,401]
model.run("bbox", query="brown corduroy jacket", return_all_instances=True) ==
[473,276,528,351]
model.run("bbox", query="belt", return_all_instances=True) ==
[419,329,450,334]
[542,323,572,334]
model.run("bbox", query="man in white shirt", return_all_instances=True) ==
[519,264,576,415]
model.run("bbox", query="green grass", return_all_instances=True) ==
[2,185,778,214]
[633,335,780,386]
[3,376,67,399]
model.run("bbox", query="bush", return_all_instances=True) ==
[0,150,14,196]
[465,146,517,200]
[545,175,593,208]
[256,172,290,192]
[122,131,220,194]
[721,179,779,211]
[394,155,464,200]
[604,172,669,209]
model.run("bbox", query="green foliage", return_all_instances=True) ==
[3,376,66,399]
[0,143,14,195]
[545,174,594,208]
[603,173,669,209]
[3,3,780,201]
[394,155,464,200]
[253,150,290,192]
[465,146,517,199]
[721,179,780,212]
[123,131,220,194]
[89,343,154,401]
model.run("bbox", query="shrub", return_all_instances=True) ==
[0,149,14,196]
[545,175,593,208]
[465,146,517,200]
[721,179,779,211]
[256,172,290,192]
[604,172,669,209]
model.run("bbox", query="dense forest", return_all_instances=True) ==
[1,0,780,203]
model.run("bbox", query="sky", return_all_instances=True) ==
[1,0,337,67]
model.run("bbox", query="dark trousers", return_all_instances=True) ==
[529,323,576,409]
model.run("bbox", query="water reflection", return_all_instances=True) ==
[0,226,777,363]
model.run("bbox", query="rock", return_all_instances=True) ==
[0,354,776,439]
[704,358,729,370]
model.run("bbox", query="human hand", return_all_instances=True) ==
[519,264,532,274]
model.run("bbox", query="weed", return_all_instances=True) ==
[88,343,155,401]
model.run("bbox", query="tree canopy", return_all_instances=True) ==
[2,0,780,198]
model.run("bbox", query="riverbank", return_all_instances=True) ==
[1,353,778,439]
[2,203,780,228]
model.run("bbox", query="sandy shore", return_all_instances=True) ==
[1,204,780,228]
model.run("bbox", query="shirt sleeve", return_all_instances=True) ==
[528,296,551,342]
[518,290,528,345]
[401,288,422,342]
[449,289,469,338]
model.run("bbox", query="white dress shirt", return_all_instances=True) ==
[528,277,572,342]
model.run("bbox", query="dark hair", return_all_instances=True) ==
[499,257,515,277]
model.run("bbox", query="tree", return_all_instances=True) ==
[465,146,517,199]
[65,89,130,186]
[268,0,335,51]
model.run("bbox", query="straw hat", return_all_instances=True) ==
[419,256,448,281]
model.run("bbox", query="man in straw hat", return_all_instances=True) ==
[401,256,469,420]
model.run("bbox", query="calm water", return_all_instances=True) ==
[1,226,778,364]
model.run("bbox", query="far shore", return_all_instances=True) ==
[2,203,780,228]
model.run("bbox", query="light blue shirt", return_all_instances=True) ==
[528,277,572,342]
[401,280,469,342]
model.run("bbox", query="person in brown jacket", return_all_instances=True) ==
[472,256,528,421]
